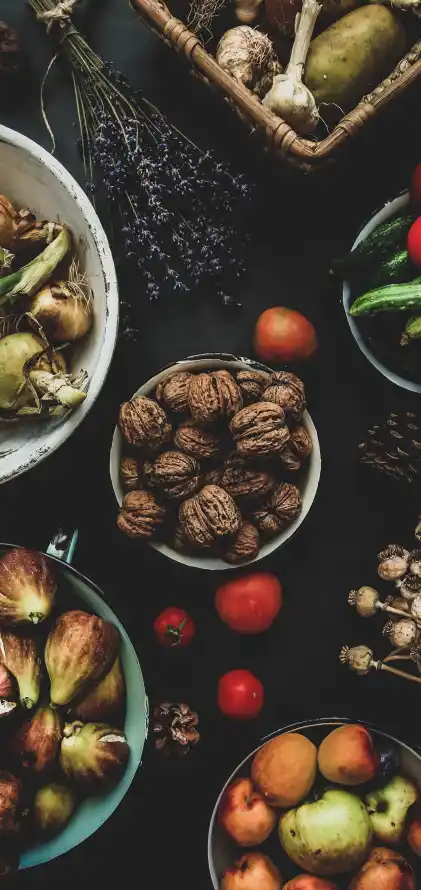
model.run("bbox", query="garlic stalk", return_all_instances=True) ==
[263,0,321,135]
[0,228,70,307]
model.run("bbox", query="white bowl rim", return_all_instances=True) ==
[110,354,321,571]
[207,715,421,889]
[342,191,421,393]
[0,125,119,482]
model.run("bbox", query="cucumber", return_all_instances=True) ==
[332,211,415,279]
[405,316,421,340]
[349,279,421,316]
[362,249,415,290]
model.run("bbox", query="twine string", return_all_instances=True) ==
[37,0,81,32]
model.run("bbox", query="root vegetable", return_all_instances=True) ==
[0,332,86,415]
[216,26,282,98]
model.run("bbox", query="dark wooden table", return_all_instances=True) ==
[2,1,421,887]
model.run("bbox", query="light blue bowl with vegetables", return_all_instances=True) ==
[342,192,421,393]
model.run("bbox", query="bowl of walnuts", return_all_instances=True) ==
[110,354,321,570]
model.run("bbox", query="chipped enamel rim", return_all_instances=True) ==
[0,126,119,482]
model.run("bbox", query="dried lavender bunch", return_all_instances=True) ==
[30,0,251,309]
[358,411,421,483]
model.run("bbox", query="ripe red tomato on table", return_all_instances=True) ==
[218,670,264,719]
[154,607,195,648]
[215,573,282,634]
[254,307,318,363]
[407,217,421,269]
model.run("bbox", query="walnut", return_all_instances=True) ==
[174,420,221,459]
[143,450,201,500]
[236,370,268,404]
[173,524,191,552]
[179,484,241,548]
[188,370,243,424]
[262,372,306,421]
[222,522,260,564]
[279,425,313,472]
[229,402,290,457]
[212,455,274,501]
[117,490,167,539]
[156,372,193,414]
[251,483,301,537]
[120,455,142,491]
[119,396,172,451]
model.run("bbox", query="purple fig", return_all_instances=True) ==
[45,611,120,708]
[71,657,125,723]
[0,630,42,709]
[60,721,129,790]
[0,771,22,838]
[12,706,62,774]
[0,548,56,625]
[34,783,76,836]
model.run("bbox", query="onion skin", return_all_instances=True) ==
[29,283,93,342]
[0,548,56,626]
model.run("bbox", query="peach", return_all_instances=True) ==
[318,724,378,786]
[218,777,277,846]
[349,847,415,890]
[283,878,338,890]
[221,852,282,890]
[407,815,421,855]
[251,733,317,808]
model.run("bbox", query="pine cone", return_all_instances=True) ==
[358,411,421,483]
[153,702,200,756]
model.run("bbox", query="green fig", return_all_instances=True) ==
[45,610,120,708]
[0,629,42,709]
[0,548,56,626]
[71,657,125,723]
[60,721,129,790]
[34,783,76,836]
[11,706,62,774]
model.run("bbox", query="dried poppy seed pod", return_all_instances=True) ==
[383,618,418,648]
[415,518,421,542]
[409,550,421,577]
[339,645,374,676]
[377,545,409,581]
[411,595,421,623]
[348,587,380,618]
[397,573,421,600]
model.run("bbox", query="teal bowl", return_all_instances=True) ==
[0,542,148,869]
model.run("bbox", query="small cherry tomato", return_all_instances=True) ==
[154,607,195,649]
[410,164,421,212]
[217,669,264,719]
[215,573,282,634]
[407,217,421,269]
[254,307,317,364]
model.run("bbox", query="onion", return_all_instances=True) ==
[0,332,86,416]
[29,277,93,343]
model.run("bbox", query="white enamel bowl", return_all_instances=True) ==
[0,126,119,483]
[342,191,421,393]
[110,354,321,571]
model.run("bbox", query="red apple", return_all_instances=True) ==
[221,852,282,890]
[218,777,277,846]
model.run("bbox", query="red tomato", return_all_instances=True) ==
[410,164,421,212]
[253,307,318,363]
[407,217,421,269]
[215,573,282,634]
[154,607,195,648]
[218,670,264,719]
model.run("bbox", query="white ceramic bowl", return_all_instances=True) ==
[0,126,119,482]
[110,354,321,571]
[342,191,421,392]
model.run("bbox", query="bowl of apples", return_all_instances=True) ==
[208,718,421,890]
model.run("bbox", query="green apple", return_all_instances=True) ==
[279,789,372,876]
[365,775,418,844]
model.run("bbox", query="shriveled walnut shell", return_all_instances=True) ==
[251,483,302,537]
[143,450,201,500]
[223,522,260,564]
[120,455,142,491]
[188,370,243,424]
[230,402,290,457]
[174,420,221,459]
[179,484,241,548]
[236,370,268,404]
[262,372,306,421]
[211,455,274,501]
[117,490,167,539]
[173,524,191,552]
[156,372,193,414]
[279,425,313,472]
[119,396,172,451]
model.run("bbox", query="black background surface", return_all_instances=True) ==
[2,1,421,887]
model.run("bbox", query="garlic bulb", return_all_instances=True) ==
[263,0,321,134]
[216,26,282,98]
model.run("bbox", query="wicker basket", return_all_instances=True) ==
[131,0,421,171]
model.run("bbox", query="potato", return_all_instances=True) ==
[304,5,406,113]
